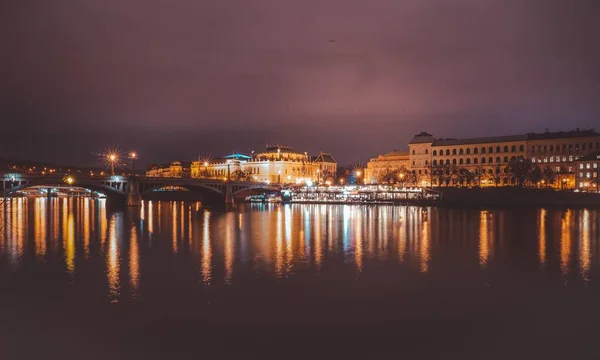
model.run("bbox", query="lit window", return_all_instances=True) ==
[586,164,591,169]
[580,164,584,169]
[594,163,598,169]
[562,156,566,162]
[543,158,548,163]
[586,172,591,178]
[580,172,584,177]
[569,156,573,161]
[532,157,536,162]
[550,157,554,162]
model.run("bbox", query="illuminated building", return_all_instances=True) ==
[146,161,191,178]
[190,145,337,184]
[405,129,600,187]
[364,150,410,184]
[574,151,600,191]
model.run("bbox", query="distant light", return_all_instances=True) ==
[306,180,313,186]
[287,175,291,180]
[66,176,74,185]
[355,171,361,177]
[325,181,331,186]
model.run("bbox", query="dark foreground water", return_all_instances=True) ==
[1,198,600,359]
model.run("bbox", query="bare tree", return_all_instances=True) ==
[377,167,399,184]
[508,157,534,187]
[230,170,252,182]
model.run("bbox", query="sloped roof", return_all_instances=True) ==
[526,129,599,141]
[409,132,435,144]
[382,150,409,157]
[433,134,527,146]
[312,152,337,163]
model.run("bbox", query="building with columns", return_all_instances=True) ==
[190,145,337,185]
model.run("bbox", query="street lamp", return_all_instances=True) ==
[129,151,137,175]
[107,153,118,175]
[65,176,74,185]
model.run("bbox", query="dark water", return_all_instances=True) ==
[1,198,600,359]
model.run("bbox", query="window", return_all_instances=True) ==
[418,170,422,175]
[586,172,591,178]
[519,145,524,152]
[433,150,437,156]
[583,143,587,150]
[474,148,478,154]
[446,149,450,156]
[556,144,560,152]
[459,159,464,165]
[594,163,598,169]
[496,157,501,163]
[511,145,516,152]
[543,145,547,152]
[482,157,486,164]
[569,156,573,161]
[459,148,464,155]
[596,142,599,149]
[489,146,493,153]
[550,156,554,163]
[562,156,566,162]
[503,156,508,163]
[474,158,478,164]
[452,159,457,165]
[412,150,415,155]
[538,145,542,152]
[466,148,471,154]
[425,160,428,165]
[532,157,536,162]
[531,146,536,153]
[489,157,493,163]
[446,160,450,165]
[575,144,579,151]
[433,160,437,166]
[496,146,501,153]
[580,172,584,177]
[579,164,583,169]
[550,145,554,152]
[481,147,486,154]
[412,161,415,166]
[425,149,429,154]
[452,149,457,155]
[569,144,573,150]
[504,146,508,153]
[586,163,590,169]
[466,158,471,164]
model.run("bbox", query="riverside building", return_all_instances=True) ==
[402,129,600,187]
[190,145,337,185]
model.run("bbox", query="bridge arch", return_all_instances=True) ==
[1,178,126,199]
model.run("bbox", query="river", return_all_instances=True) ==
[1,198,599,359]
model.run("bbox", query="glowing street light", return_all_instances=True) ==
[65,176,74,185]
[106,152,118,175]
[129,151,138,175]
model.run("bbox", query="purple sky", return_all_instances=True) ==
[2,0,599,166]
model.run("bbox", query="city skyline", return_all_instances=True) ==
[3,0,599,166]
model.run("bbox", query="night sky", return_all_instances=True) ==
[2,0,599,167]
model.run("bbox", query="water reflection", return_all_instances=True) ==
[1,200,599,302]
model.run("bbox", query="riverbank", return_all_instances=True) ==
[437,187,600,207]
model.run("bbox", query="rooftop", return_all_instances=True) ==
[574,151,600,162]
[311,152,337,163]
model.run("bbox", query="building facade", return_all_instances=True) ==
[364,150,410,184]
[574,151,600,191]
[146,161,191,178]
[405,129,600,187]
[190,146,337,184]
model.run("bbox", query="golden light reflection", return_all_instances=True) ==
[99,200,107,246]
[129,225,140,298]
[172,202,178,254]
[284,205,293,275]
[479,211,490,267]
[398,208,407,263]
[148,201,153,233]
[83,198,90,258]
[538,209,546,266]
[355,209,363,274]
[275,207,284,277]
[201,211,212,285]
[65,210,75,273]
[15,198,25,262]
[107,215,120,302]
[34,198,47,258]
[420,214,430,273]
[224,213,234,283]
[314,208,322,270]
[560,210,572,276]
[52,199,60,251]
[580,210,590,281]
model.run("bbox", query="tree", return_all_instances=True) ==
[542,166,556,188]
[431,163,449,187]
[407,170,418,186]
[508,157,534,187]
[528,166,543,187]
[377,167,399,184]
[458,168,476,187]
[491,166,503,187]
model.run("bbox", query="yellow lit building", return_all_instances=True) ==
[364,150,410,184]
[146,161,191,178]
[574,151,600,191]
[405,129,600,187]
[190,145,337,184]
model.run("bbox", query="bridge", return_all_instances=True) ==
[0,173,281,206]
